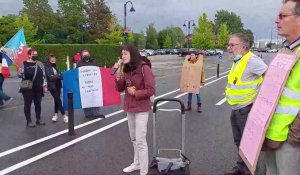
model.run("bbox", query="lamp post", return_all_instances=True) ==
[124,1,135,44]
[183,20,196,52]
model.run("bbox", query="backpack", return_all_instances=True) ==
[141,57,155,103]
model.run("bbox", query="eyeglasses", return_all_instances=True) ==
[278,13,295,20]
[227,43,240,48]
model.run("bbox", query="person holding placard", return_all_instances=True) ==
[224,33,267,175]
[184,52,205,113]
[77,49,105,119]
[264,0,300,174]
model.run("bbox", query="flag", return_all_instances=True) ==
[1,52,13,78]
[62,66,122,110]
[1,28,28,70]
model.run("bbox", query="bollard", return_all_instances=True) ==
[217,63,220,78]
[68,92,75,136]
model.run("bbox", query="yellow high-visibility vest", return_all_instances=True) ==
[266,46,300,141]
[225,51,263,105]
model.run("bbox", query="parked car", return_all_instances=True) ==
[139,50,148,57]
[267,49,278,53]
[215,49,224,55]
[170,49,179,55]
[206,50,215,56]
[257,48,268,52]
[155,49,167,55]
[145,49,155,56]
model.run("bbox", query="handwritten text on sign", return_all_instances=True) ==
[239,53,297,174]
[78,66,103,108]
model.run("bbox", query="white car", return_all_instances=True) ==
[215,49,224,55]
[145,49,155,56]
[267,49,278,53]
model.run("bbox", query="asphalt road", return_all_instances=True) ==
[0,52,275,175]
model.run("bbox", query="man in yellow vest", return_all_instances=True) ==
[264,0,300,174]
[224,33,268,175]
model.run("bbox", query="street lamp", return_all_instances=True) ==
[124,1,135,44]
[183,20,196,52]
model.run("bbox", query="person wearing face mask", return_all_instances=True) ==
[76,49,105,118]
[114,45,155,175]
[185,52,205,112]
[18,49,48,128]
[44,54,68,123]
[224,33,268,175]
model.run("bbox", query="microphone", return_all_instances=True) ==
[111,66,119,75]
[111,59,122,75]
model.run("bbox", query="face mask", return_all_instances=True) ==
[233,54,243,62]
[32,56,38,61]
[50,63,56,67]
[82,56,90,61]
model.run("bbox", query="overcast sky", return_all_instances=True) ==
[0,0,283,40]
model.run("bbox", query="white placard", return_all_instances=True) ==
[78,66,103,108]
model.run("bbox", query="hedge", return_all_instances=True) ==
[31,44,120,70]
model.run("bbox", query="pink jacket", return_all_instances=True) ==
[115,61,155,113]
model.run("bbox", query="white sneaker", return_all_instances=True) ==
[52,115,58,122]
[123,163,140,173]
[63,115,68,123]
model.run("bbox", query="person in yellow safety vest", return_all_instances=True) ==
[224,33,268,175]
[0,52,13,107]
[264,1,300,174]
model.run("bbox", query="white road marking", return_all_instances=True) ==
[216,97,227,106]
[0,74,229,174]
[0,71,229,159]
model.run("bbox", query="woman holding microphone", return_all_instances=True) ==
[113,45,155,175]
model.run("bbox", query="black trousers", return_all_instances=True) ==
[50,88,65,115]
[22,88,43,122]
[230,104,253,173]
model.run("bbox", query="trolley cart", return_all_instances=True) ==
[148,98,190,175]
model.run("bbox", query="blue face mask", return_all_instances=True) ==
[233,54,243,62]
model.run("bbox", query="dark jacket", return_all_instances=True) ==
[44,56,62,91]
[115,60,155,113]
[76,57,101,67]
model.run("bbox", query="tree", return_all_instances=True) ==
[146,24,158,49]
[0,15,17,45]
[158,29,174,49]
[241,29,254,48]
[84,0,113,43]
[172,27,185,48]
[163,35,173,49]
[14,13,38,44]
[158,27,185,49]
[95,16,133,45]
[192,13,215,49]
[217,23,229,49]
[22,0,58,40]
[214,10,243,34]
[133,32,146,49]
[57,0,85,43]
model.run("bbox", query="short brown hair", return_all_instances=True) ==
[284,0,300,15]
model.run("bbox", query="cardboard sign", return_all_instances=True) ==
[180,55,203,93]
[239,50,297,175]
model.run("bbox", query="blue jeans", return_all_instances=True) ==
[187,93,201,104]
[0,76,11,105]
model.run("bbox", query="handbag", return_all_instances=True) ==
[20,63,38,91]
